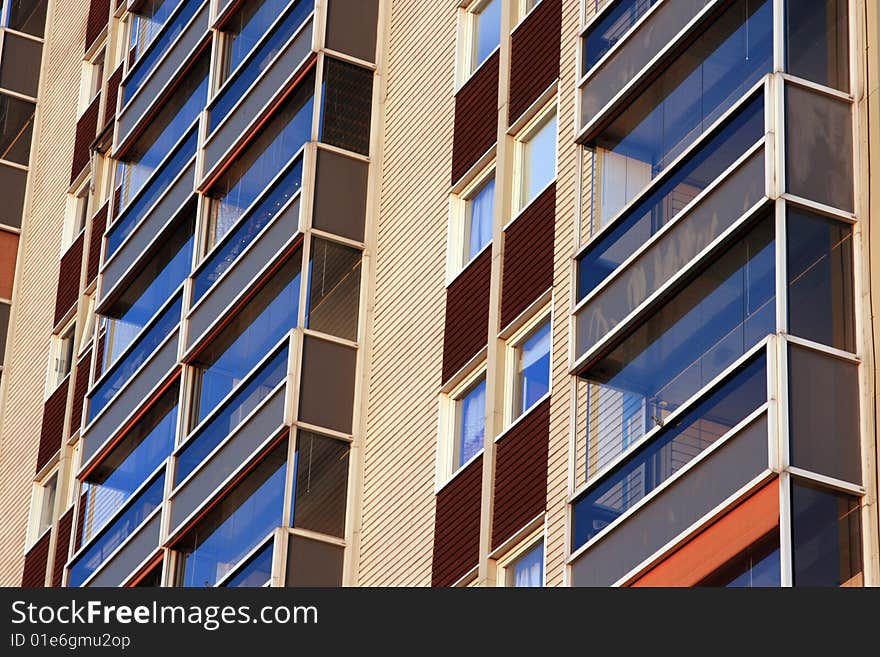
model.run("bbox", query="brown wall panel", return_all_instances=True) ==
[432,455,482,586]
[509,0,562,124]
[442,247,491,383]
[452,51,499,184]
[69,349,92,435]
[21,531,50,587]
[492,397,550,550]
[0,230,19,299]
[103,66,123,130]
[52,508,73,587]
[500,183,555,329]
[85,0,110,53]
[35,378,69,474]
[87,201,107,284]
[71,95,99,183]
[54,231,84,326]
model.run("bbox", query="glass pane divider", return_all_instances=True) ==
[287,526,346,548]
[291,420,353,443]
[780,71,856,103]
[778,471,793,586]
[780,193,857,224]
[787,467,865,497]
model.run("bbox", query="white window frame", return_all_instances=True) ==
[517,0,543,25]
[504,308,552,427]
[496,531,545,587]
[46,319,76,395]
[438,364,487,488]
[62,179,90,252]
[456,0,502,88]
[26,468,59,547]
[79,293,96,356]
[77,44,106,116]
[448,164,496,282]
[512,103,558,215]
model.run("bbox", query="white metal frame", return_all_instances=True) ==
[447,162,496,284]
[503,305,552,429]
[511,101,558,217]
[436,362,488,491]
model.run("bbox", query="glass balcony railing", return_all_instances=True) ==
[222,539,274,587]
[176,346,288,484]
[68,474,164,587]
[128,0,185,62]
[88,293,182,423]
[583,0,662,73]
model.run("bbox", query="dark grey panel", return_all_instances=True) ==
[101,160,196,301]
[325,0,378,63]
[81,328,180,467]
[0,164,27,229]
[117,1,210,149]
[581,0,712,128]
[789,345,861,485]
[312,148,368,242]
[186,197,301,352]
[570,414,769,586]
[286,535,343,586]
[168,386,286,536]
[576,149,766,356]
[0,302,9,366]
[85,513,161,587]
[203,18,313,181]
[0,33,42,97]
[298,335,356,434]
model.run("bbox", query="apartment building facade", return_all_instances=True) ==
[0,0,878,588]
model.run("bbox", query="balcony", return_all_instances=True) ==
[117,0,209,149]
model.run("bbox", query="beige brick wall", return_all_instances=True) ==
[356,1,459,586]
[0,0,86,586]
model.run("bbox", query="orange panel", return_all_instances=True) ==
[0,230,20,299]
[631,479,779,587]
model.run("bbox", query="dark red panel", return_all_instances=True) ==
[432,455,482,587]
[53,508,73,587]
[35,378,69,474]
[442,247,491,383]
[103,65,123,130]
[492,398,550,550]
[500,183,555,330]
[21,531,51,588]
[509,0,562,124]
[69,349,92,435]
[87,201,107,284]
[85,0,111,53]
[452,51,499,184]
[71,95,100,183]
[54,232,84,327]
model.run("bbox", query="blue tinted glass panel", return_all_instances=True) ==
[194,255,301,423]
[129,0,184,61]
[583,0,662,71]
[457,377,485,467]
[176,347,288,484]
[209,0,313,132]
[107,127,198,258]
[723,544,780,587]
[221,0,306,83]
[578,93,764,300]
[522,113,557,208]
[123,0,205,104]
[68,475,164,587]
[80,388,178,546]
[593,0,771,213]
[224,541,273,587]
[194,156,303,302]
[88,294,182,422]
[178,443,287,587]
[474,0,501,69]
[465,177,494,262]
[573,353,767,549]
[516,320,550,416]
[511,542,544,587]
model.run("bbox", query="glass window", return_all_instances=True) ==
[306,238,362,341]
[791,480,863,587]
[319,58,373,156]
[518,110,557,210]
[0,92,35,165]
[469,0,501,74]
[787,208,855,352]
[72,185,90,238]
[574,353,767,548]
[464,175,494,264]
[590,0,772,216]
[513,319,550,418]
[176,441,288,587]
[291,431,350,538]
[582,0,661,72]
[701,532,780,587]
[0,33,42,97]
[219,0,293,86]
[507,542,543,587]
[128,0,184,62]
[298,335,357,434]
[580,93,764,293]
[37,472,57,535]
[785,0,848,92]
[785,84,853,212]
[3,0,48,37]
[285,534,343,586]
[223,540,273,587]
[0,163,27,228]
[208,73,314,248]
[51,323,76,389]
[454,375,486,469]
[191,253,301,424]
[80,385,178,547]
